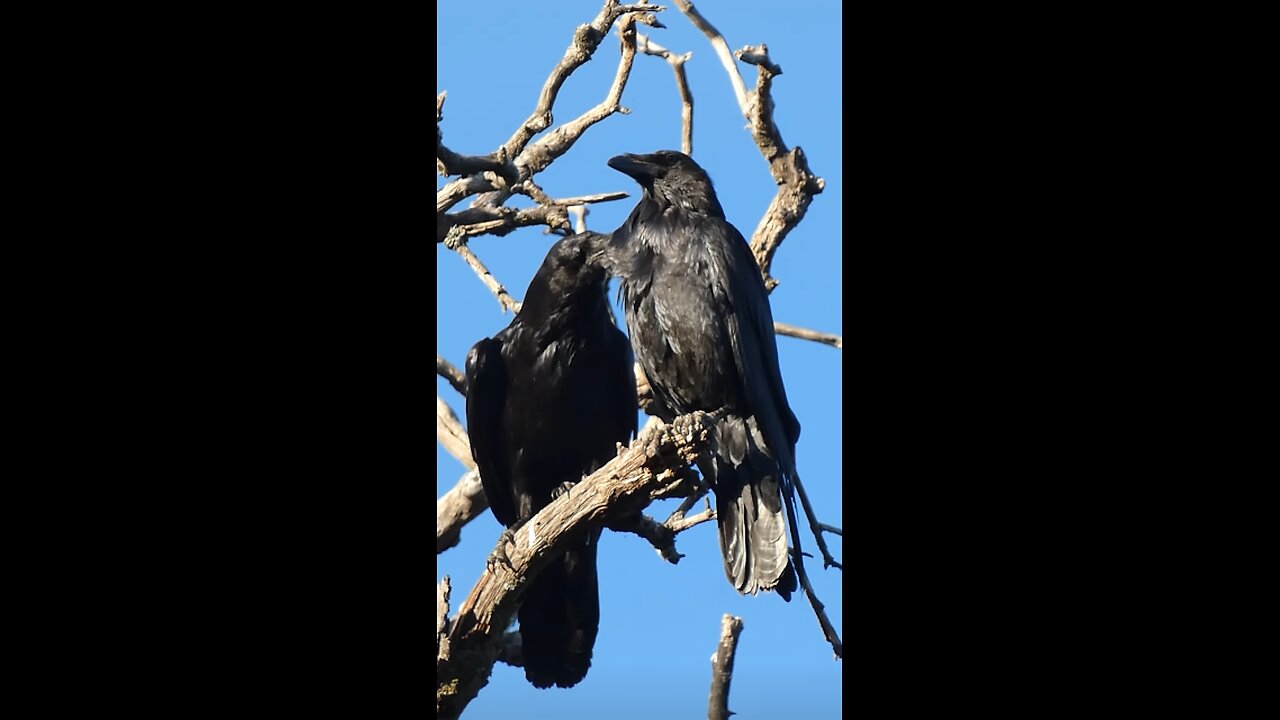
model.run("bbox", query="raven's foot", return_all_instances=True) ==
[486,528,516,573]
[550,481,576,500]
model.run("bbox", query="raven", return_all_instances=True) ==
[605,150,801,600]
[464,231,637,689]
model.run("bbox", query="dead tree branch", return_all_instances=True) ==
[441,228,522,313]
[436,410,718,720]
[437,576,452,662]
[672,1,747,112]
[436,395,491,553]
[500,2,667,162]
[436,396,475,471]
[707,614,744,720]
[437,354,467,396]
[436,1,666,255]
[674,1,825,292]
[637,33,694,155]
[437,469,488,554]
[774,321,843,350]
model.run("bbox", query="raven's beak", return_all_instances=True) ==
[607,153,653,180]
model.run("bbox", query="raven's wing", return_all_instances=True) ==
[705,217,805,564]
[709,218,802,464]
[464,337,517,527]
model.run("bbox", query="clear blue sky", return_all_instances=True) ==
[437,3,842,718]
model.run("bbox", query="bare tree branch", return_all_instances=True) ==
[774,321,842,350]
[436,396,476,471]
[437,576,452,662]
[437,354,467,396]
[673,0,748,112]
[707,614,744,720]
[673,2,825,292]
[437,410,718,719]
[501,2,667,162]
[736,47,825,291]
[637,33,695,155]
[437,469,488,554]
[441,228,522,313]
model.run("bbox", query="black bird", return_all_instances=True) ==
[605,150,801,600]
[464,231,637,689]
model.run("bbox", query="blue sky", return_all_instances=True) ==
[437,3,842,718]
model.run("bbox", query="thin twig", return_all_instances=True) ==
[607,496,715,564]
[637,34,694,155]
[437,354,468,396]
[673,0,748,113]
[441,228,522,313]
[774,322,842,350]
[790,472,842,571]
[793,548,843,659]
[707,614,744,720]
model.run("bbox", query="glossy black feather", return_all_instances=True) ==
[606,151,800,600]
[464,232,637,688]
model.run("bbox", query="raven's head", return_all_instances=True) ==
[608,150,726,218]
[529,231,611,301]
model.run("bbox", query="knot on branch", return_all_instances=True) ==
[736,43,782,75]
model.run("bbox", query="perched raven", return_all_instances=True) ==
[464,231,637,689]
[605,150,801,600]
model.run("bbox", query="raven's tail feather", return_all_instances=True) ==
[708,416,797,600]
[518,534,600,689]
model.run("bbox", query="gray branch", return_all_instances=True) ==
[437,354,467,396]
[774,321,842,350]
[707,614,744,720]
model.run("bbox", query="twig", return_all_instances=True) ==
[437,469,489,554]
[437,411,718,719]
[437,354,468,396]
[439,203,571,243]
[436,396,476,471]
[793,547,843,659]
[515,10,662,180]
[673,1,748,113]
[707,614,744,720]
[607,496,715,564]
[500,2,667,163]
[441,228,522,313]
[438,173,502,215]
[790,472,842,571]
[637,34,694,155]
[774,322,842,350]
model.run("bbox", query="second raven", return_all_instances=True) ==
[605,150,802,600]
[465,231,638,688]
